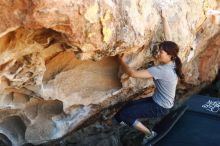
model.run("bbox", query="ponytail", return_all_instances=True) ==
[159,41,185,81]
[174,56,184,80]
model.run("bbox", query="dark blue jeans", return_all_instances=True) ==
[114,97,169,126]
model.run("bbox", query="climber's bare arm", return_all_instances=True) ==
[161,10,172,41]
[118,55,153,79]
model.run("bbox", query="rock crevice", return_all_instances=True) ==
[0,0,219,145]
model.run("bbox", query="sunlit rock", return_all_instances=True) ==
[0,0,219,145]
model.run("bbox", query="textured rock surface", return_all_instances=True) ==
[0,0,219,145]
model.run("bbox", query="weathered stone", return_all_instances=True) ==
[0,0,219,145]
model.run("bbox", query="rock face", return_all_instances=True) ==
[0,0,219,145]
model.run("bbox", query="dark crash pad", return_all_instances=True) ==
[145,95,220,146]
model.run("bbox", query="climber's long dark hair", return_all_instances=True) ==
[159,41,184,80]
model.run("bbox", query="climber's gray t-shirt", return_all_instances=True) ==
[147,63,178,109]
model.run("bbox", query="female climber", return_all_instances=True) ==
[114,10,184,145]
